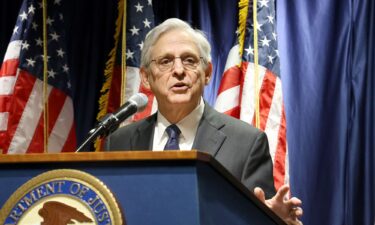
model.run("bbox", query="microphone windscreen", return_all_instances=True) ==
[128,93,148,112]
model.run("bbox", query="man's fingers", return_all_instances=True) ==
[283,197,303,213]
[253,187,266,203]
[295,207,303,218]
[290,206,303,218]
[274,184,290,202]
[254,185,304,225]
[288,197,302,207]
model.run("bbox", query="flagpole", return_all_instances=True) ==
[42,0,49,153]
[253,0,260,129]
[121,0,127,105]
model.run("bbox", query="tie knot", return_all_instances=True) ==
[165,124,181,138]
[164,124,181,150]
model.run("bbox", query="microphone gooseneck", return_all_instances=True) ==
[76,93,148,152]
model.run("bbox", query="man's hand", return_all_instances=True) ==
[254,184,303,225]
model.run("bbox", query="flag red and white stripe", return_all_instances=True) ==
[215,45,288,190]
[214,0,289,190]
[0,0,76,154]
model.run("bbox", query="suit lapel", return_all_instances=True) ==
[131,105,227,153]
[131,114,156,150]
[193,104,227,156]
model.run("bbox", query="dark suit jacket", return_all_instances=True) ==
[105,104,276,198]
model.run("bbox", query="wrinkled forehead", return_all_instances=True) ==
[150,29,200,58]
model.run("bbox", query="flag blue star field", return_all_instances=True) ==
[126,0,157,120]
[215,0,288,189]
[97,0,155,130]
[0,0,76,153]
[125,0,154,69]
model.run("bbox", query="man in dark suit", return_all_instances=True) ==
[105,18,303,225]
[106,102,275,198]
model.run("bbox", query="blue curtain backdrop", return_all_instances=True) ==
[1,0,374,225]
[278,0,375,225]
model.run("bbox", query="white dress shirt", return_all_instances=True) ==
[152,98,205,151]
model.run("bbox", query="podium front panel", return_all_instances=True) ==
[0,152,285,225]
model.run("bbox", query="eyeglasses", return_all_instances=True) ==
[150,55,204,72]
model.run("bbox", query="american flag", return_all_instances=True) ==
[0,0,76,154]
[127,0,157,120]
[95,0,154,150]
[215,0,288,189]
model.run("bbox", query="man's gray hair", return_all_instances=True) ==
[140,18,211,68]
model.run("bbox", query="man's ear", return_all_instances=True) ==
[204,62,213,85]
[140,67,151,89]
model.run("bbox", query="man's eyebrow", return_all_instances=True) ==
[155,53,173,58]
[156,51,198,57]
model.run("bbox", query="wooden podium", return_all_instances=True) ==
[0,151,286,225]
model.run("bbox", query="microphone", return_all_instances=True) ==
[100,93,148,132]
[76,93,148,152]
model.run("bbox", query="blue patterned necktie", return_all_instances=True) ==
[164,124,181,150]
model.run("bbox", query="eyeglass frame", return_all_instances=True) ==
[148,55,206,72]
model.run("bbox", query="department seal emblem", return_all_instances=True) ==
[0,169,124,225]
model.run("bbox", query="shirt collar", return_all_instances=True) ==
[155,97,205,146]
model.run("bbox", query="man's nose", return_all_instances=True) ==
[172,58,185,75]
